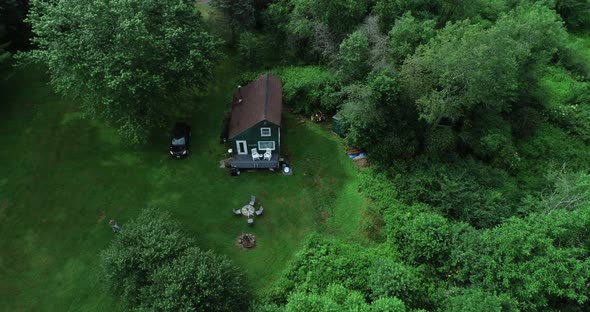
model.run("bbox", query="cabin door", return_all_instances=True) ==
[236,140,248,155]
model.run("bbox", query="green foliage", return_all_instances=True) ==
[288,0,368,41]
[450,206,590,310]
[511,107,542,140]
[276,66,339,114]
[535,66,590,141]
[99,208,193,305]
[401,20,526,124]
[387,13,435,66]
[338,70,422,161]
[462,113,520,170]
[443,287,518,312]
[23,0,222,143]
[337,31,371,82]
[268,235,375,304]
[390,160,519,228]
[237,31,270,67]
[373,0,443,31]
[277,284,406,312]
[396,212,452,265]
[370,297,407,312]
[424,126,456,157]
[100,208,246,310]
[369,258,424,306]
[266,0,368,62]
[140,247,248,312]
[555,0,590,30]
[517,124,590,191]
[210,0,255,42]
[401,4,566,125]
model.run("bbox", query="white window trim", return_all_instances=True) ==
[260,127,271,137]
[258,141,275,151]
[236,140,248,155]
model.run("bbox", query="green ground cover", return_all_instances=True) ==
[0,62,366,311]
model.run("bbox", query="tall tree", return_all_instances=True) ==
[337,31,371,83]
[22,0,222,143]
[210,0,255,43]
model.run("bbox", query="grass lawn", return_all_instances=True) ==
[0,60,367,310]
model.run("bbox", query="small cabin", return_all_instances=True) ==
[228,73,283,169]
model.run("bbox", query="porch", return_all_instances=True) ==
[230,154,280,169]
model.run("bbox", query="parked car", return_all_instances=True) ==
[169,122,191,158]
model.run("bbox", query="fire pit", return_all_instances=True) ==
[236,233,256,249]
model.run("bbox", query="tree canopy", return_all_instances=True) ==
[100,208,247,311]
[23,0,222,143]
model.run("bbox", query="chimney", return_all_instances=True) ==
[238,85,243,103]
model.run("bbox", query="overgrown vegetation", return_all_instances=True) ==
[238,0,590,310]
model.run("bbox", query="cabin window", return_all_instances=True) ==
[260,127,271,137]
[258,141,275,150]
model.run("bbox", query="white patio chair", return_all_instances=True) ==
[251,148,262,161]
[263,149,272,161]
[233,209,241,215]
[247,218,254,225]
[249,195,256,206]
[255,206,264,216]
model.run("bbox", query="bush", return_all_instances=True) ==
[277,284,406,312]
[278,66,340,115]
[369,258,424,306]
[451,206,590,310]
[396,212,452,266]
[141,247,248,312]
[443,287,518,312]
[99,208,192,305]
[268,235,375,304]
[390,160,519,228]
[99,208,246,310]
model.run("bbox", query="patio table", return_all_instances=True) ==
[241,205,255,217]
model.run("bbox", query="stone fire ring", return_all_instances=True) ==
[236,233,256,249]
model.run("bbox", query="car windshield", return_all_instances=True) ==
[172,137,186,146]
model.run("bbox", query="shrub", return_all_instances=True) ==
[278,66,339,115]
[369,258,424,306]
[443,287,518,312]
[99,208,192,305]
[99,208,246,310]
[141,247,248,312]
[397,212,451,265]
[268,235,375,304]
[451,206,590,310]
[390,159,519,228]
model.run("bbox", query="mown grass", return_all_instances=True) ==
[0,60,366,310]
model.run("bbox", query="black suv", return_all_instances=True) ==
[169,122,191,158]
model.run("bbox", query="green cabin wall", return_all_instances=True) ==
[229,120,280,155]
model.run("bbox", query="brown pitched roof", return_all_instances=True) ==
[228,73,283,138]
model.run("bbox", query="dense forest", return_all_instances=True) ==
[218,0,590,310]
[213,0,590,311]
[2,0,590,311]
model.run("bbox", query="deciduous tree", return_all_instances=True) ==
[23,0,222,143]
